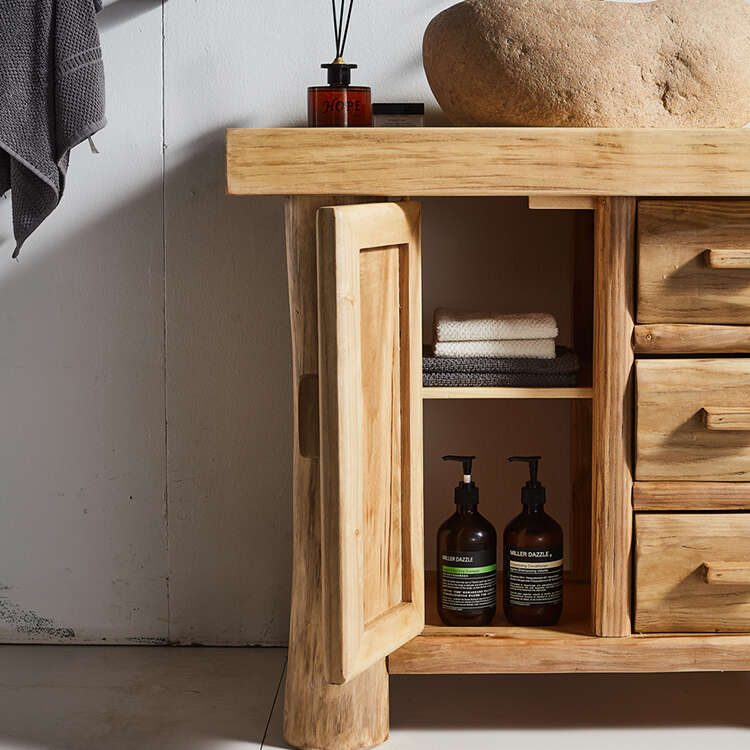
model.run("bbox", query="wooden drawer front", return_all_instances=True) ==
[638,201,750,324]
[636,513,750,633]
[636,359,750,481]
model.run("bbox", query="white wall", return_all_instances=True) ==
[0,0,646,645]
[0,0,167,643]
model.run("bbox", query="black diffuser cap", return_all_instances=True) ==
[322,61,357,86]
[508,456,546,506]
[443,455,479,505]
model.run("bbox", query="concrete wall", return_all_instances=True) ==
[0,0,644,644]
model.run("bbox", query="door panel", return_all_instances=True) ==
[317,201,424,685]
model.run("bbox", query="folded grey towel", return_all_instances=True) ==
[0,0,105,257]
[423,371,578,388]
[423,346,580,375]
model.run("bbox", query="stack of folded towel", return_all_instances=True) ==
[424,309,579,388]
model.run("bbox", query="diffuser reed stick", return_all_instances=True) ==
[331,0,355,60]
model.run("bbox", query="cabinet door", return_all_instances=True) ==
[317,201,424,685]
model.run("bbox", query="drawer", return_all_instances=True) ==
[635,513,750,633]
[636,358,750,481]
[638,200,750,324]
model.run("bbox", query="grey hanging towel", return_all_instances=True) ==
[0,0,105,257]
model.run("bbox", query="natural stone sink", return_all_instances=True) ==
[423,0,750,127]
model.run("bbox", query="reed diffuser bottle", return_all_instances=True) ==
[308,0,372,127]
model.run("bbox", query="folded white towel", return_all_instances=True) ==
[434,309,559,342]
[433,339,557,359]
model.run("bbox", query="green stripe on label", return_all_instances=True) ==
[441,564,497,575]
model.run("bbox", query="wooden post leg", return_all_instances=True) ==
[283,196,389,750]
[591,197,636,637]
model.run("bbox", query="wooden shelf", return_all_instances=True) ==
[420,571,592,638]
[423,387,593,400]
[226,127,750,197]
[388,572,750,674]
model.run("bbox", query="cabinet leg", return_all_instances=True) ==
[283,196,389,750]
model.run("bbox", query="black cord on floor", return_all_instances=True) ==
[260,654,287,748]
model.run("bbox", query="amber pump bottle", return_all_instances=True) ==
[503,456,563,626]
[437,455,497,626]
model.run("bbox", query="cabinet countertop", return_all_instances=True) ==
[226,127,750,198]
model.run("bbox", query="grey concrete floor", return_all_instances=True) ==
[1,646,749,749]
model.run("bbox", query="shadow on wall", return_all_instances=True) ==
[163,127,292,646]
[98,0,162,32]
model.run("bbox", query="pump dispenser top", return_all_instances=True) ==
[442,455,479,505]
[508,455,546,506]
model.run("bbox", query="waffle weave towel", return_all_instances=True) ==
[434,309,558,342]
[423,371,577,388]
[0,0,105,257]
[422,346,579,388]
[423,346,579,374]
[433,338,556,359]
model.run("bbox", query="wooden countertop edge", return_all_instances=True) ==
[226,127,750,197]
[388,631,750,674]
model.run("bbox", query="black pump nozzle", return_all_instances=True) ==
[508,456,546,506]
[443,455,475,478]
[443,455,479,506]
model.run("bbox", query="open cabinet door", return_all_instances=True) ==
[317,201,424,685]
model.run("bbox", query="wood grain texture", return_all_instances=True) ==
[633,482,750,511]
[317,201,424,685]
[528,196,596,211]
[388,631,750,674]
[226,128,750,197]
[635,358,750,481]
[359,246,403,622]
[635,514,750,633]
[283,196,388,750]
[634,324,750,354]
[638,201,750,324]
[571,212,594,582]
[705,248,750,269]
[393,575,750,672]
[422,387,592,400]
[591,197,635,637]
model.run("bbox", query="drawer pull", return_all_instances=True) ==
[705,248,750,269]
[702,406,750,431]
[704,562,750,586]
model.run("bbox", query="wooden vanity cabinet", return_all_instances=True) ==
[226,129,750,750]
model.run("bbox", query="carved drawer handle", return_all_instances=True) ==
[702,407,750,431]
[704,562,750,586]
[705,248,750,269]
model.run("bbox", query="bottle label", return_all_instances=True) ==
[506,545,563,607]
[440,549,497,612]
